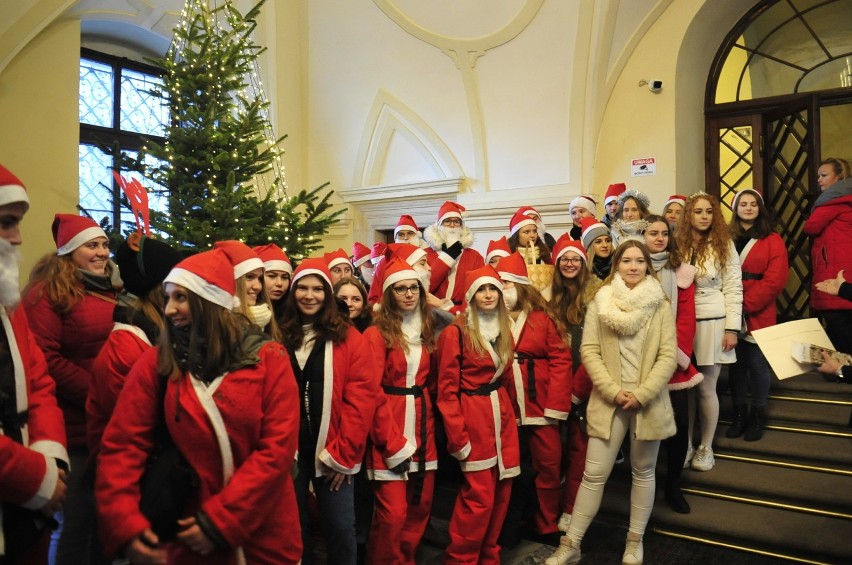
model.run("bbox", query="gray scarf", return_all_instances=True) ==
[650,251,678,320]
[813,177,852,208]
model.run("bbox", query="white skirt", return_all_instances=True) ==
[694,317,737,366]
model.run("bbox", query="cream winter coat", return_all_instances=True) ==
[581,274,677,441]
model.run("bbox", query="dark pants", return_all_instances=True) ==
[821,310,852,356]
[729,341,774,408]
[663,388,690,489]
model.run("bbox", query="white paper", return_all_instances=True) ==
[751,318,835,380]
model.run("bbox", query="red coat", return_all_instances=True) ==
[23,282,116,448]
[0,306,69,545]
[669,282,703,390]
[301,326,378,475]
[506,310,573,424]
[805,191,852,311]
[436,322,519,479]
[739,233,789,332]
[87,324,151,456]
[428,248,485,311]
[363,326,434,479]
[96,343,301,564]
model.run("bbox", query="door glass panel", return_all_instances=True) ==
[718,125,755,221]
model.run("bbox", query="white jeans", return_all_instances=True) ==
[566,408,661,544]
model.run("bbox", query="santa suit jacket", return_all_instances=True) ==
[96,343,301,564]
[0,306,69,554]
[296,326,378,476]
[363,326,433,480]
[805,189,852,312]
[739,233,789,333]
[23,282,116,449]
[423,225,485,312]
[436,322,520,479]
[507,310,573,425]
[87,324,151,456]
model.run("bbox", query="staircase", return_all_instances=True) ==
[601,368,852,564]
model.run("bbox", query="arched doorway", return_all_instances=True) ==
[705,0,852,321]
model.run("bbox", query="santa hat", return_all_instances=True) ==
[604,183,627,205]
[0,163,29,210]
[386,243,426,266]
[370,242,387,266]
[436,201,465,225]
[731,189,763,211]
[569,195,598,216]
[618,188,651,210]
[214,240,264,279]
[663,194,687,210]
[551,235,587,265]
[253,244,293,274]
[292,257,333,289]
[580,217,609,250]
[485,236,511,264]
[324,248,352,271]
[393,215,421,237]
[517,205,541,220]
[508,209,537,236]
[164,249,237,310]
[53,214,108,256]
[352,242,371,268]
[115,237,183,297]
[381,257,420,293]
[496,252,530,286]
[463,265,503,304]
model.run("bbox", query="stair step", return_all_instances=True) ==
[764,394,852,428]
[714,424,852,467]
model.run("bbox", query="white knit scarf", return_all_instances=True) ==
[595,273,665,336]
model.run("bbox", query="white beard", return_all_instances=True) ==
[502,286,518,311]
[536,221,546,235]
[0,238,22,309]
[396,235,422,247]
[361,265,374,286]
[414,265,431,291]
[440,226,463,247]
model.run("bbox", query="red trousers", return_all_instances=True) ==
[367,472,435,565]
[445,467,512,564]
[526,425,563,533]
[561,417,589,514]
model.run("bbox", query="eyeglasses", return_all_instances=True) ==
[392,284,421,296]
[560,257,583,265]
[441,218,463,227]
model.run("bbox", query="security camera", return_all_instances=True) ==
[648,80,663,93]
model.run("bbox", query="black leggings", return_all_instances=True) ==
[663,388,690,488]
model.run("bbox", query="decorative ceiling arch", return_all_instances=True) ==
[353,88,463,188]
[371,0,545,191]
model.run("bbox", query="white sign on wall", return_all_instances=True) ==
[631,157,656,177]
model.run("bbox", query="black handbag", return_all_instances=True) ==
[138,374,198,542]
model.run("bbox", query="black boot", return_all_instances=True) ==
[725,404,749,438]
[744,406,765,442]
[665,482,691,514]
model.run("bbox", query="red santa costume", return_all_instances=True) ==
[363,258,435,565]
[368,243,427,306]
[485,236,511,267]
[497,253,572,537]
[96,249,302,564]
[87,237,183,456]
[437,265,520,564]
[0,163,69,563]
[423,201,485,313]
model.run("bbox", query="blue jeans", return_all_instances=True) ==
[729,340,774,408]
[294,455,356,565]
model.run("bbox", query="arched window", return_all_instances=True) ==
[78,48,169,231]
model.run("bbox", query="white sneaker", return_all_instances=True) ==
[545,537,581,565]
[557,512,572,533]
[683,444,695,469]
[691,445,715,471]
[622,536,644,565]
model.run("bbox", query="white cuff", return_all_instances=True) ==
[22,454,57,510]
[451,441,471,461]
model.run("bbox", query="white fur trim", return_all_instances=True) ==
[234,257,264,280]
[352,255,370,268]
[327,256,350,270]
[263,259,292,274]
[404,247,427,266]
[569,196,597,215]
[464,275,503,304]
[543,409,569,421]
[292,267,332,290]
[28,440,69,468]
[498,271,529,286]
[675,263,696,289]
[0,184,29,209]
[382,269,419,293]
[385,440,417,470]
[451,441,472,461]
[485,249,510,264]
[56,226,107,256]
[668,371,704,391]
[21,454,57,510]
[319,448,361,475]
[677,348,691,370]
[164,268,235,310]
[190,375,235,483]
[112,323,152,346]
[509,217,536,236]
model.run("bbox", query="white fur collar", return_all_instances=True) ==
[423,223,475,250]
[401,308,423,344]
[675,263,696,289]
[594,274,665,335]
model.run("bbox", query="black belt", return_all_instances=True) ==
[0,409,28,444]
[382,384,427,503]
[516,353,547,403]
[742,272,763,281]
[461,379,503,396]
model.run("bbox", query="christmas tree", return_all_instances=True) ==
[119,0,343,258]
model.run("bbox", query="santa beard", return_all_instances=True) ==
[0,238,22,309]
[535,220,546,236]
[414,265,431,291]
[439,226,463,247]
[361,265,374,286]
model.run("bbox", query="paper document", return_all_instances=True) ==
[751,318,835,380]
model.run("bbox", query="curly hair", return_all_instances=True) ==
[675,193,732,274]
[279,274,351,350]
[24,253,107,314]
[373,279,436,354]
[643,214,682,269]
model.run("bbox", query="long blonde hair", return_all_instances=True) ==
[235,271,282,342]
[462,297,513,367]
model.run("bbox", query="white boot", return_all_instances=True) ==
[622,535,643,565]
[545,536,582,565]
